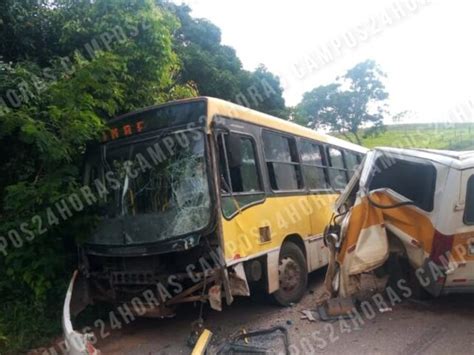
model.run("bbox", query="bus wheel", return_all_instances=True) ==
[272,242,308,306]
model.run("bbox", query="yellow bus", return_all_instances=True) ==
[64,97,367,351]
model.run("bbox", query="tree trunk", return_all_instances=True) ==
[340,131,354,143]
[352,131,362,145]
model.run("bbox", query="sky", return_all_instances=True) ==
[173,0,474,123]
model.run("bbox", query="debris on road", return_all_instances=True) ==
[300,309,316,322]
[317,297,356,321]
[378,307,393,313]
[217,342,268,354]
[217,326,290,355]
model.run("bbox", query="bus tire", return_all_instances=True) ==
[271,242,308,306]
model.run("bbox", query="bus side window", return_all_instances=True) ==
[230,136,261,192]
[219,134,262,193]
[220,133,265,217]
[263,131,303,191]
[327,147,348,190]
[300,140,329,190]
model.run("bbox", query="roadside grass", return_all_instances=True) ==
[339,123,474,150]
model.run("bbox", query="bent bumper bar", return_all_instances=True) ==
[62,270,99,355]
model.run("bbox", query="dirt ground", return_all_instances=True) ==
[93,269,474,354]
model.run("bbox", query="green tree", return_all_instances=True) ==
[295,60,389,144]
[239,65,288,118]
[0,0,64,65]
[163,2,287,117]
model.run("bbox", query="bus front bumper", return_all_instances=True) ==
[62,270,100,355]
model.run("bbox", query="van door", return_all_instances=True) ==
[447,170,474,289]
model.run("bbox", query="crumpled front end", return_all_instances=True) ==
[62,271,99,355]
[323,149,455,300]
[325,189,433,297]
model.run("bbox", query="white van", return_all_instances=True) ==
[324,147,474,298]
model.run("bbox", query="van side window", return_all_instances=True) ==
[300,140,328,190]
[464,175,474,224]
[369,156,436,212]
[327,147,348,190]
[263,131,302,191]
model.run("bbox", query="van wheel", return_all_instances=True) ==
[271,242,308,306]
[387,255,430,300]
[406,262,431,300]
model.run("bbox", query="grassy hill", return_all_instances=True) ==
[342,123,474,150]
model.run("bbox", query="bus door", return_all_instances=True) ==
[299,140,334,269]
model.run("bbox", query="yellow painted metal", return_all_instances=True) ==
[452,231,474,261]
[221,194,339,261]
[191,329,213,355]
[338,192,435,265]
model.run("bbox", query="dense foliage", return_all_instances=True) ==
[0,0,286,352]
[164,1,288,117]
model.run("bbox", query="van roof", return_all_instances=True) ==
[374,147,474,169]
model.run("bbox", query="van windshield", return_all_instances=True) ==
[86,130,211,245]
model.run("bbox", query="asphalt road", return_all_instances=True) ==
[93,269,474,354]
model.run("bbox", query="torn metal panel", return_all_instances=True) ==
[324,148,461,299]
[208,284,222,311]
[229,263,250,297]
[327,189,435,297]
[207,263,249,311]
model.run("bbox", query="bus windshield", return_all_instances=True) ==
[86,129,211,245]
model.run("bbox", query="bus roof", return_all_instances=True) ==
[205,97,367,154]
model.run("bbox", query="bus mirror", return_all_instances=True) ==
[226,133,242,168]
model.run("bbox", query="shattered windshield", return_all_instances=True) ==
[86,130,211,245]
